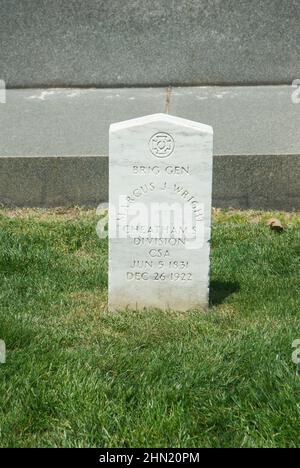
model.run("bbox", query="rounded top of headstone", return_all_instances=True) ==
[110,113,213,135]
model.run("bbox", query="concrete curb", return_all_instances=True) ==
[0,86,299,210]
[1,154,299,210]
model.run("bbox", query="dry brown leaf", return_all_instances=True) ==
[267,218,284,232]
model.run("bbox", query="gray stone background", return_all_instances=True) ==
[0,0,299,209]
[1,0,300,87]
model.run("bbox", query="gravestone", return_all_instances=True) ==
[0,339,6,364]
[109,113,213,311]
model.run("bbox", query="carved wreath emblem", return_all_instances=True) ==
[149,132,175,158]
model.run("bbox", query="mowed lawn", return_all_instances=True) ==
[0,208,299,448]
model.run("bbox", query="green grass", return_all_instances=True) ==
[0,207,299,448]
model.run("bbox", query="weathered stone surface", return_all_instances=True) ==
[109,114,213,311]
[1,86,298,158]
[1,1,299,86]
[0,87,299,210]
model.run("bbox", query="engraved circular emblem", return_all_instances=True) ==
[149,132,175,158]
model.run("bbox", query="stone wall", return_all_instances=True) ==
[1,0,299,88]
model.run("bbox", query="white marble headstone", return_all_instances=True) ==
[109,114,213,312]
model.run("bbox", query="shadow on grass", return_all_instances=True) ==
[209,280,240,306]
